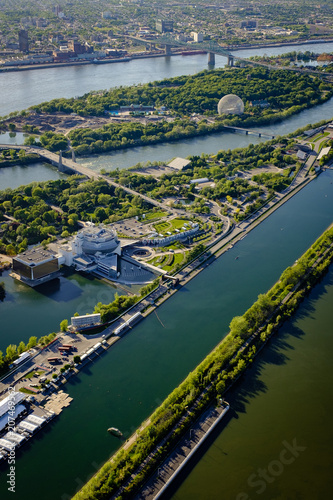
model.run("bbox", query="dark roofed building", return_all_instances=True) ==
[11,248,60,287]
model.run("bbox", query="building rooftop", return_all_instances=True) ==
[14,248,55,266]
[168,157,191,171]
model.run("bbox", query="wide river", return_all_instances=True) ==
[0,42,333,499]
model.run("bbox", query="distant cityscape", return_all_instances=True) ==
[1,0,333,68]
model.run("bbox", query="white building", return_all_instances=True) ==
[191,32,203,42]
[56,223,121,269]
[71,313,101,329]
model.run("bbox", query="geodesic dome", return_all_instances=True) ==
[217,94,244,115]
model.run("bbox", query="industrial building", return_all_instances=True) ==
[0,392,27,433]
[167,157,191,171]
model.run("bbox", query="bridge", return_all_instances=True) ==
[125,34,242,66]
[0,143,176,214]
[127,34,333,79]
[222,125,275,139]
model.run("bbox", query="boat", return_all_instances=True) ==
[181,50,207,56]
[107,427,123,437]
[93,57,131,64]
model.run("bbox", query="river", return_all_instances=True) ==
[171,267,333,500]
[2,41,333,118]
[0,169,332,500]
[1,94,333,189]
[0,42,333,499]
[1,41,333,188]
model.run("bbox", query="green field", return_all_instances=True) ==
[147,251,184,272]
[154,218,193,235]
[143,211,167,221]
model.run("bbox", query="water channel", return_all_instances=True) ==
[0,168,332,500]
[0,270,118,352]
[1,41,333,188]
[171,267,333,500]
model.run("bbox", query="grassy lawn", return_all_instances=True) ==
[165,241,186,250]
[318,138,330,151]
[25,369,44,380]
[147,251,184,272]
[144,211,167,221]
[154,218,192,235]
[19,388,36,394]
[193,233,212,245]
[312,131,329,143]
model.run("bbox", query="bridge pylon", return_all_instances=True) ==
[208,52,215,65]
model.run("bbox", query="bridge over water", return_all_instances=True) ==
[222,125,275,139]
[127,34,333,79]
[126,34,244,66]
[0,143,175,213]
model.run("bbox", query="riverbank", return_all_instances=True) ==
[2,37,333,75]
[0,50,186,74]
[229,37,333,51]
[0,158,319,471]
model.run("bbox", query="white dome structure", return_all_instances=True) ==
[75,224,120,255]
[217,94,244,115]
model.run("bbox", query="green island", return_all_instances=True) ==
[72,224,333,500]
[2,66,332,157]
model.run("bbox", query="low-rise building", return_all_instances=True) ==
[11,248,60,287]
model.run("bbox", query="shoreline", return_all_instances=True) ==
[1,38,333,74]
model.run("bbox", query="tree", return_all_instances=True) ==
[0,350,5,373]
[6,344,18,364]
[27,336,37,349]
[17,341,26,355]
[229,316,248,338]
[73,355,81,364]
[60,319,68,332]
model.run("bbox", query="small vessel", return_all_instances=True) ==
[107,427,123,437]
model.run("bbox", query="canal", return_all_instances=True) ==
[1,93,333,190]
[0,169,332,500]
